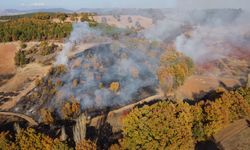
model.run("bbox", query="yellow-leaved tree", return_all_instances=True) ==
[121,101,194,150]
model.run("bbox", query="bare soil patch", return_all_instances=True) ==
[176,75,240,99]
[0,42,19,75]
[0,63,51,110]
[0,63,50,92]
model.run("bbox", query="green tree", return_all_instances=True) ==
[15,50,29,66]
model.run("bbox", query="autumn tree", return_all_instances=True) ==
[40,108,54,124]
[76,140,96,150]
[109,82,120,93]
[238,87,250,105]
[157,50,194,94]
[121,101,194,150]
[49,65,67,76]
[14,128,71,150]
[61,97,81,119]
[0,132,17,150]
[191,89,250,140]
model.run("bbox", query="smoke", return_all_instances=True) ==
[54,22,161,110]
[175,0,250,10]
[55,23,100,65]
[143,8,250,64]
[175,11,250,63]
[53,7,250,111]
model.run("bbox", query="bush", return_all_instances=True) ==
[14,50,29,66]
[20,43,27,49]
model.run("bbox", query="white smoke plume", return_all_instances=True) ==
[144,8,250,64]
[53,7,250,111]
[55,23,100,65]
[53,22,161,110]
[175,0,250,10]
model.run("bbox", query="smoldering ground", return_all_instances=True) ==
[54,22,162,110]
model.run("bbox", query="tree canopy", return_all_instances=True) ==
[120,88,250,149]
[0,17,72,42]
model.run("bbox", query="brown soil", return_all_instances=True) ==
[0,42,19,75]
[213,119,250,150]
[176,75,240,99]
[0,63,51,110]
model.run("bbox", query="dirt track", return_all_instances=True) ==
[0,111,38,126]
[90,89,165,132]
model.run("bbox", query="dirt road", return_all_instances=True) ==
[0,111,38,126]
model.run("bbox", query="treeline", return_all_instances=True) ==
[118,87,250,149]
[0,18,72,42]
[0,12,97,42]
[0,128,96,150]
[1,87,248,149]
[0,12,95,21]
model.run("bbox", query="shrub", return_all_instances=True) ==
[49,65,67,76]
[20,43,27,49]
[14,50,29,66]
